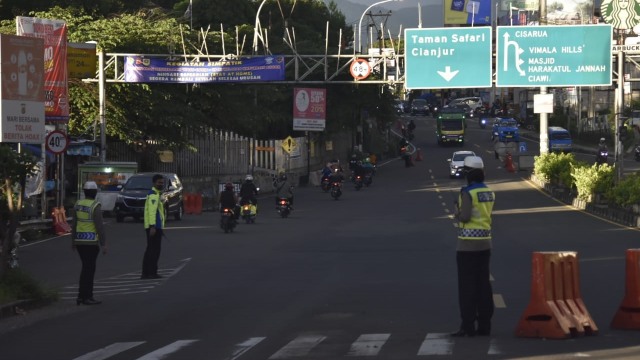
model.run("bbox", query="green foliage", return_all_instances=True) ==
[0,268,57,304]
[606,173,640,208]
[533,152,575,187]
[570,162,615,201]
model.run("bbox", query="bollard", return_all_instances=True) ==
[611,249,640,330]
[515,251,598,339]
[505,152,516,173]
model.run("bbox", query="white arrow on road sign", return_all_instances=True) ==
[437,66,459,82]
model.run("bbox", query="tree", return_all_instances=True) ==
[0,145,38,276]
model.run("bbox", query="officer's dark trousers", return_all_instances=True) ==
[456,249,494,333]
[142,228,162,277]
[77,245,99,300]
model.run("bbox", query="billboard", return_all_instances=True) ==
[293,88,326,132]
[0,34,45,143]
[16,16,69,124]
[445,0,492,25]
[68,42,97,79]
[124,56,285,83]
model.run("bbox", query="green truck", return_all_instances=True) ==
[436,107,466,146]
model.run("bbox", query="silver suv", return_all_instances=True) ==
[114,172,184,223]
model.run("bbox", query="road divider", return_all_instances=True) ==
[515,251,598,339]
[611,249,640,330]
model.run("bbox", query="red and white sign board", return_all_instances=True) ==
[293,88,326,132]
[0,34,45,143]
[45,130,68,154]
[350,58,371,80]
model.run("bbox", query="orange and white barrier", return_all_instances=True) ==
[515,251,598,339]
[611,249,640,330]
[505,152,515,173]
[415,148,423,161]
[51,207,71,235]
[184,193,203,215]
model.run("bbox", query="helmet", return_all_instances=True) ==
[280,174,287,181]
[245,175,253,181]
[464,156,484,169]
[599,137,605,142]
[83,181,98,190]
[326,163,332,168]
[364,157,370,163]
[224,182,233,190]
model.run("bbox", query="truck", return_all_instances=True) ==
[436,107,466,146]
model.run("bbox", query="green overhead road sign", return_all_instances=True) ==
[404,27,492,89]
[496,25,613,87]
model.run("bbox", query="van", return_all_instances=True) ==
[548,126,572,153]
[448,97,483,112]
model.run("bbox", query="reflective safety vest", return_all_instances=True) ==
[73,199,99,245]
[458,183,494,240]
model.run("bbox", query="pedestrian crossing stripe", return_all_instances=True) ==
[71,334,504,359]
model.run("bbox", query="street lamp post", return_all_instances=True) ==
[358,0,401,54]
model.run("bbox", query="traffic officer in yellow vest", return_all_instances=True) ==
[451,156,495,337]
[71,181,107,305]
[141,174,165,279]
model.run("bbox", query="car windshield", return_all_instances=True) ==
[499,120,518,127]
[453,153,472,161]
[412,99,426,106]
[123,176,154,190]
[550,133,571,140]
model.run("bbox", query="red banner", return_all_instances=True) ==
[293,88,326,132]
[16,16,69,123]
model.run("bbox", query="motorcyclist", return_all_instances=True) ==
[239,175,259,206]
[219,182,239,219]
[321,163,333,179]
[273,172,294,207]
[360,158,376,179]
[596,138,608,164]
[329,166,345,184]
[598,137,607,152]
[348,154,358,172]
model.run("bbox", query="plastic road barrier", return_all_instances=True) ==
[611,249,640,330]
[515,251,598,339]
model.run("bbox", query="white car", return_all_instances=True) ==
[448,150,476,178]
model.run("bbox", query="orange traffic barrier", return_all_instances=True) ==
[184,193,194,215]
[505,152,515,173]
[515,251,598,339]
[51,207,71,235]
[415,148,423,161]
[611,249,640,330]
[192,193,203,215]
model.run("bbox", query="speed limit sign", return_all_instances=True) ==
[350,58,371,80]
[45,130,69,154]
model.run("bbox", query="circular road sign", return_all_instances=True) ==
[350,58,371,80]
[45,130,69,154]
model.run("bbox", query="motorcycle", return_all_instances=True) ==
[330,181,342,200]
[277,197,292,218]
[596,149,609,165]
[354,175,363,190]
[635,145,640,162]
[479,117,488,129]
[220,207,237,233]
[363,173,373,187]
[240,200,257,224]
[320,176,331,192]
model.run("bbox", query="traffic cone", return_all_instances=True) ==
[415,148,423,161]
[505,152,516,173]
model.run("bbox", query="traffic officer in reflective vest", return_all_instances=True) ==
[451,156,495,337]
[71,181,107,305]
[141,174,165,279]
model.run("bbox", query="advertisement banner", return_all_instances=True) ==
[445,0,492,25]
[68,42,97,79]
[0,34,45,143]
[293,88,326,132]
[124,56,285,83]
[16,16,69,124]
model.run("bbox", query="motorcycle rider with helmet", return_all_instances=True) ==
[239,175,259,206]
[596,137,608,165]
[219,182,239,219]
[273,172,294,208]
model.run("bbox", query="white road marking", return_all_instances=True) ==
[136,340,199,360]
[72,342,145,360]
[417,333,453,356]
[268,334,326,359]
[225,337,266,360]
[494,294,506,308]
[347,333,390,356]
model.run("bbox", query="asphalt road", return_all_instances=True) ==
[2,116,640,359]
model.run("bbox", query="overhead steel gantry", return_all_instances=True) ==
[91,52,406,86]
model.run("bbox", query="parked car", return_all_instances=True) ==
[491,117,520,142]
[114,172,184,223]
[448,150,476,178]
